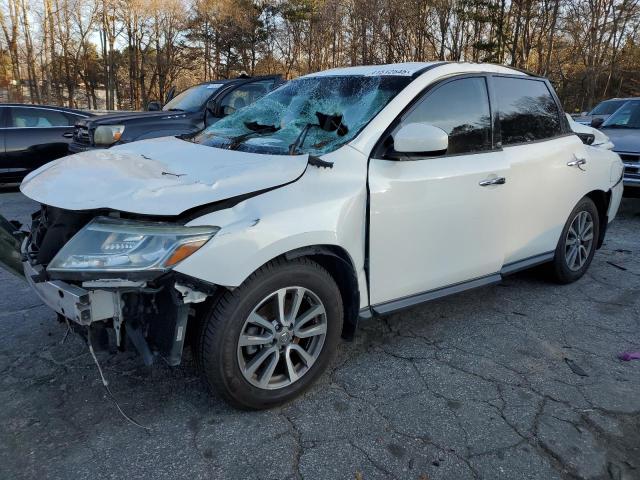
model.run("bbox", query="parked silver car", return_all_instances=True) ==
[599,99,640,193]
[574,98,638,126]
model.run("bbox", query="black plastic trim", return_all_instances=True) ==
[500,252,554,275]
[371,273,502,316]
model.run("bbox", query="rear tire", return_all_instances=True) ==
[550,196,599,284]
[198,257,343,409]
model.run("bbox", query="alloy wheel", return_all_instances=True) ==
[236,286,327,390]
[565,210,594,271]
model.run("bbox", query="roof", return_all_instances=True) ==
[0,103,90,116]
[302,62,529,79]
[198,75,282,86]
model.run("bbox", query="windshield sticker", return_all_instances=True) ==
[206,84,222,89]
[365,68,414,76]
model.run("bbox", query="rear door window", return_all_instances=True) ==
[9,107,74,128]
[494,77,563,145]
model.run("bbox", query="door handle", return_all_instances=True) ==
[479,176,506,187]
[567,156,587,170]
[62,132,74,138]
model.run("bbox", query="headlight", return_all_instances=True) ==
[47,217,219,275]
[94,125,125,145]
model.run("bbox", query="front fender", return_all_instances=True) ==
[175,212,342,288]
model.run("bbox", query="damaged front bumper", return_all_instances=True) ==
[24,260,120,325]
[19,238,212,366]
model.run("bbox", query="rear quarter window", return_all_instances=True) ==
[494,77,563,145]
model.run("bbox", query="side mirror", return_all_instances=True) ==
[590,118,604,129]
[393,123,448,154]
[147,101,161,111]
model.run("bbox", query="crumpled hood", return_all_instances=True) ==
[600,128,640,154]
[21,136,308,216]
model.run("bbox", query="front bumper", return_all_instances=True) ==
[23,260,119,325]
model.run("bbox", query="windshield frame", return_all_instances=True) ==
[602,100,640,129]
[162,83,225,112]
[192,74,413,156]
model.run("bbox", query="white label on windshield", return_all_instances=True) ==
[206,84,222,89]
[365,68,413,76]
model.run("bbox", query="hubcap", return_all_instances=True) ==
[237,287,327,390]
[565,210,594,272]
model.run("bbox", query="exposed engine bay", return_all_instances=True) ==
[22,205,214,366]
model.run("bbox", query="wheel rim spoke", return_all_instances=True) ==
[294,304,325,330]
[239,332,274,347]
[244,346,278,377]
[289,343,315,366]
[288,287,305,326]
[247,312,275,334]
[285,346,299,382]
[258,350,279,388]
[295,322,327,339]
[276,288,287,326]
[566,245,578,268]
[568,225,578,239]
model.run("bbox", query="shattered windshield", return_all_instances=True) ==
[193,75,412,155]
[163,83,223,112]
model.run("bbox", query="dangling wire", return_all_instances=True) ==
[86,326,152,433]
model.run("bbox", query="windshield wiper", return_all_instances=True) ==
[227,121,280,150]
[289,112,348,155]
[604,124,634,129]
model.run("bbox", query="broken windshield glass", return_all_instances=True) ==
[193,75,412,156]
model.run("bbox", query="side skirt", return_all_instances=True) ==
[361,251,555,319]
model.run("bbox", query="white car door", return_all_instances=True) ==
[368,76,509,309]
[491,75,590,267]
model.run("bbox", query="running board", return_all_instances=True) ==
[367,251,555,317]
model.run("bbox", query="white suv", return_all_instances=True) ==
[15,62,623,409]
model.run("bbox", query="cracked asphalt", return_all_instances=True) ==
[1,188,639,480]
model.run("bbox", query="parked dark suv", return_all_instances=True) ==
[69,75,282,153]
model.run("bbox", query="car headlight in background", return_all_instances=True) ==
[47,217,219,275]
[93,125,125,146]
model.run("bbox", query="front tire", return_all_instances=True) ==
[550,196,599,284]
[198,257,343,409]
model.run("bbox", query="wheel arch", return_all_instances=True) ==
[585,189,611,249]
[281,245,361,340]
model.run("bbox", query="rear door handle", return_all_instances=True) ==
[62,132,74,138]
[479,176,506,187]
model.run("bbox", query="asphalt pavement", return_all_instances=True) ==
[1,188,639,480]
